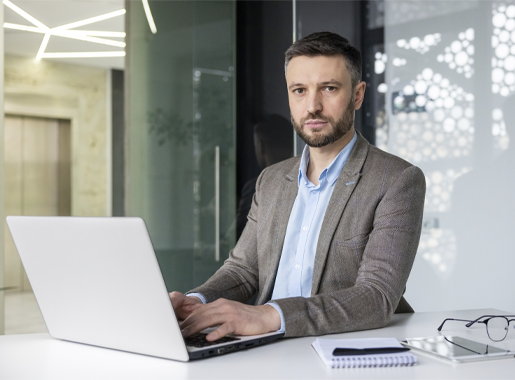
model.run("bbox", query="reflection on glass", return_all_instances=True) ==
[236,115,293,238]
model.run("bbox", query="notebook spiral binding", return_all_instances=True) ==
[331,355,416,368]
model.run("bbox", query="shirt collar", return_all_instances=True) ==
[298,131,358,187]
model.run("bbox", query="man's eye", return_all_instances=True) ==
[294,88,305,94]
[325,86,336,91]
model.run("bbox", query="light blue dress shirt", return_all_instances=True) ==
[189,132,357,334]
[268,132,357,332]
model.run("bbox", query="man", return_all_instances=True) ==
[171,32,426,341]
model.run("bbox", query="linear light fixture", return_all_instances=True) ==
[3,1,125,60]
[63,30,126,38]
[5,23,126,48]
[52,9,126,31]
[142,0,157,34]
[51,30,125,48]
[4,22,41,33]
[3,0,48,30]
[42,51,126,59]
[36,33,50,61]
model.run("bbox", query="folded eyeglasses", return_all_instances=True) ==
[438,315,515,342]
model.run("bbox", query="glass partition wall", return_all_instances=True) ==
[125,1,236,292]
[384,1,515,313]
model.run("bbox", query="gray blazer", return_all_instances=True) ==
[189,132,426,337]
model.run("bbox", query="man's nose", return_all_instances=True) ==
[306,92,323,115]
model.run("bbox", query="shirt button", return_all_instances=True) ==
[295,264,300,270]
[302,226,308,231]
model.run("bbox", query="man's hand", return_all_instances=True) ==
[169,291,203,321]
[180,298,281,341]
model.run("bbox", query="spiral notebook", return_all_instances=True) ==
[312,337,417,368]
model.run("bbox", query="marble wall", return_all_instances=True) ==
[4,55,110,216]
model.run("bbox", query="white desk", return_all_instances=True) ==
[1,308,514,379]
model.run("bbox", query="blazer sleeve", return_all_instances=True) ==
[185,169,266,303]
[268,165,426,337]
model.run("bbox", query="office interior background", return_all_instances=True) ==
[0,0,513,335]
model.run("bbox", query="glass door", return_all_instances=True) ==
[192,66,235,284]
[125,1,236,292]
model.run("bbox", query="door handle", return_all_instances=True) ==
[215,146,220,262]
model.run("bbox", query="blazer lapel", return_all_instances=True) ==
[310,133,370,295]
[259,159,300,303]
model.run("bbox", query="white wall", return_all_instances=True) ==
[385,1,515,313]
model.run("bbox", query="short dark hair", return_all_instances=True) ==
[285,32,362,88]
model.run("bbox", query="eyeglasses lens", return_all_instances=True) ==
[487,317,509,341]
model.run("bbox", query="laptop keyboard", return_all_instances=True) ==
[185,332,240,348]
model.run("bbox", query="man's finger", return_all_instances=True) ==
[205,322,236,341]
[180,302,217,328]
[176,303,203,320]
[181,313,219,336]
[169,291,186,309]
[181,309,227,337]
[183,303,203,312]
[175,305,199,321]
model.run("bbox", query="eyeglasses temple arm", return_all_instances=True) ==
[438,318,473,331]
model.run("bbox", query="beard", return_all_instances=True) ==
[291,98,355,148]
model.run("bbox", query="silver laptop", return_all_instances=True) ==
[6,216,283,361]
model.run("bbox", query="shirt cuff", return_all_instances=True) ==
[187,293,206,304]
[265,302,285,334]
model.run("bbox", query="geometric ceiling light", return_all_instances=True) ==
[3,0,126,60]
[142,0,157,34]
[42,51,126,58]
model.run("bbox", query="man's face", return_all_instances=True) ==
[286,55,361,148]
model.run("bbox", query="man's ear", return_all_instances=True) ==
[353,81,366,110]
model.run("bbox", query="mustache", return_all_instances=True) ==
[300,112,334,125]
